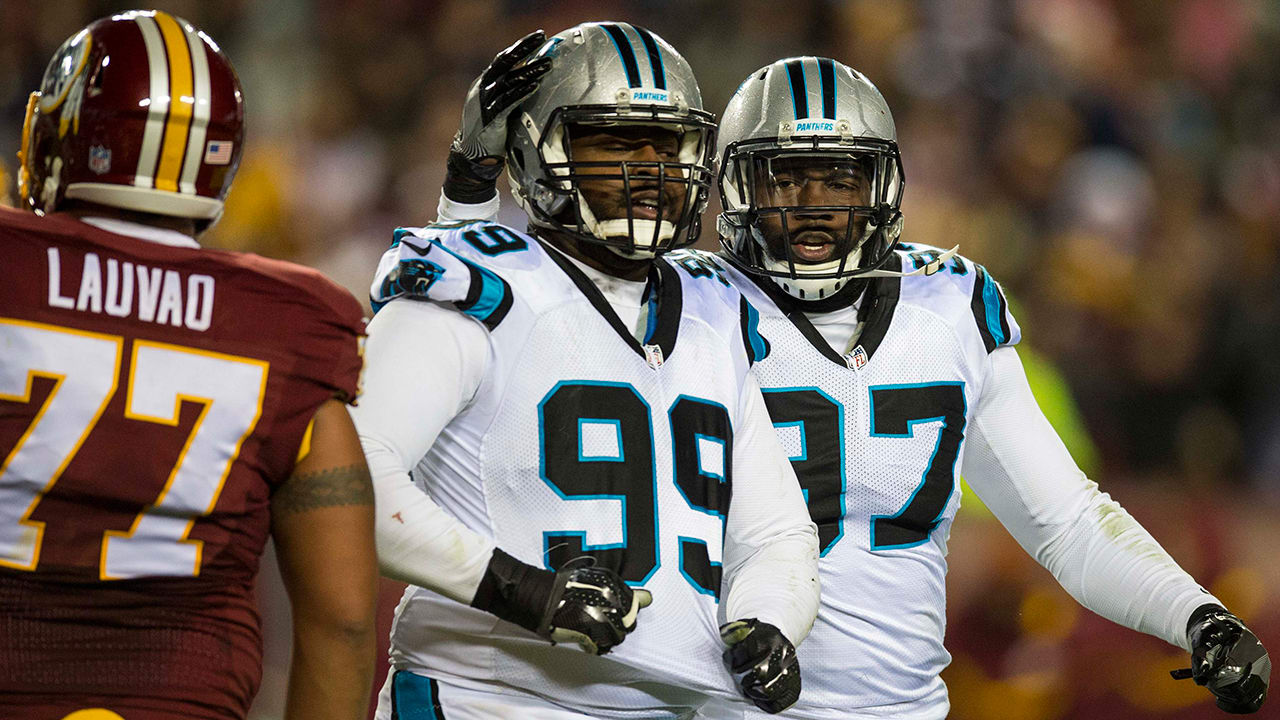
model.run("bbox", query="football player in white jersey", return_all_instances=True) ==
[693,57,1271,718]
[351,27,820,719]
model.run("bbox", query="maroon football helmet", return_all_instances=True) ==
[18,10,244,224]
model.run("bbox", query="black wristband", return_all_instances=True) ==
[470,547,556,633]
[1188,602,1229,632]
[443,150,505,204]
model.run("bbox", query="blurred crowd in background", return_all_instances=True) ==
[3,1,1278,718]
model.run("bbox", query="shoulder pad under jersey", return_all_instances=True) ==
[369,221,536,330]
[896,242,1021,353]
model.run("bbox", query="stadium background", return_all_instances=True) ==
[3,1,1278,718]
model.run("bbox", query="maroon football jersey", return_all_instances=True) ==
[0,207,365,719]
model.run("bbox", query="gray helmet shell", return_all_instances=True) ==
[718,57,905,300]
[506,22,716,255]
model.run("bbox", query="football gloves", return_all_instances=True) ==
[720,619,802,714]
[445,30,552,203]
[470,548,651,655]
[1171,604,1270,714]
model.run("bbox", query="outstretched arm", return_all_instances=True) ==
[272,398,378,720]
[963,346,1269,711]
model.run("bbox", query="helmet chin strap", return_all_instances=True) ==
[857,244,960,277]
[576,189,676,254]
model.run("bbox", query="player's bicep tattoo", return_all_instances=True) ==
[273,464,374,513]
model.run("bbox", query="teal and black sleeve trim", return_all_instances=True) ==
[970,265,1013,353]
[390,670,448,720]
[632,25,667,89]
[447,252,513,331]
[740,296,771,365]
[386,228,514,330]
[817,58,836,119]
[601,23,642,87]
[785,59,809,119]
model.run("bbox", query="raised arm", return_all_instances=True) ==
[271,398,378,720]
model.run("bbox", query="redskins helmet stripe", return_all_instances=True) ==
[132,14,169,190]
[153,12,196,193]
[178,19,212,195]
[130,11,210,195]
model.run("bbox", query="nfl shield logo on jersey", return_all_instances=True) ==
[845,345,868,370]
[643,343,665,370]
[88,145,111,175]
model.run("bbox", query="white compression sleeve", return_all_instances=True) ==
[350,299,497,604]
[722,374,821,646]
[438,191,500,224]
[962,346,1219,651]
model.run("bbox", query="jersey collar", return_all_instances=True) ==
[537,238,683,367]
[743,253,903,371]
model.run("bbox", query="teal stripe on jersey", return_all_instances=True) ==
[391,671,444,719]
[981,272,1006,346]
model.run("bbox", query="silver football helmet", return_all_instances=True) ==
[506,22,716,255]
[718,57,905,300]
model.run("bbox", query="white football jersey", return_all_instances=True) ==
[368,222,779,718]
[696,244,1021,719]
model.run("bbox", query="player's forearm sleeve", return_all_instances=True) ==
[437,190,501,224]
[962,347,1219,651]
[349,299,496,604]
[722,375,821,646]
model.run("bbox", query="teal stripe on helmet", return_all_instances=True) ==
[784,59,809,119]
[600,23,642,87]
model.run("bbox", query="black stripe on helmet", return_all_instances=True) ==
[601,23,642,87]
[630,25,667,90]
[818,58,836,119]
[785,59,809,119]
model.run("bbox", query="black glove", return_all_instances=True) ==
[720,619,802,714]
[470,549,651,655]
[1171,604,1270,713]
[445,30,552,203]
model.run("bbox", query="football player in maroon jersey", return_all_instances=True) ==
[0,11,377,720]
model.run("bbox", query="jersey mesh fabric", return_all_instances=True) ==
[716,250,1010,719]
[376,223,758,717]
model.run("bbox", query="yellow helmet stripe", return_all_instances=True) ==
[132,13,169,188]
[178,19,211,195]
[153,11,195,193]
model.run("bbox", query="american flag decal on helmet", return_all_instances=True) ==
[204,140,233,165]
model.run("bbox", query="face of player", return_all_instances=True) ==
[567,124,690,232]
[753,154,873,265]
